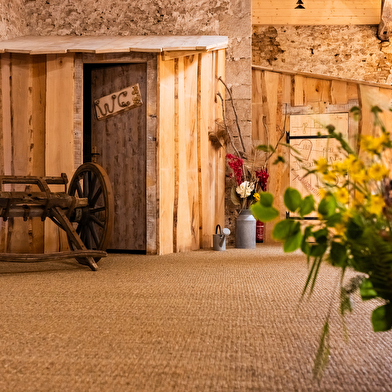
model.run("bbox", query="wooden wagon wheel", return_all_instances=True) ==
[68,162,114,261]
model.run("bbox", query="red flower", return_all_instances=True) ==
[226,154,244,186]
[255,169,269,191]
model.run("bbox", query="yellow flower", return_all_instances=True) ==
[342,209,353,222]
[254,193,260,202]
[342,154,357,170]
[351,169,368,184]
[348,160,364,175]
[367,195,385,216]
[323,172,337,184]
[333,223,346,236]
[352,191,365,207]
[361,135,383,154]
[332,161,347,175]
[368,163,389,181]
[315,158,329,173]
[318,188,328,199]
[348,160,368,183]
[334,188,349,204]
[380,132,390,144]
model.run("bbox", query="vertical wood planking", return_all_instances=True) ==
[331,80,348,105]
[146,56,158,255]
[282,74,292,105]
[7,54,32,253]
[347,83,359,101]
[183,55,199,250]
[293,75,306,106]
[45,54,75,252]
[0,54,11,251]
[252,68,392,244]
[158,56,175,255]
[215,49,226,230]
[358,84,378,143]
[198,52,214,248]
[306,78,331,103]
[261,71,280,243]
[30,55,46,253]
[378,88,392,132]
[175,56,193,252]
[252,69,264,141]
[73,54,83,171]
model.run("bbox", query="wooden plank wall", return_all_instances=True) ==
[158,49,226,255]
[0,54,47,253]
[0,53,75,253]
[253,0,381,25]
[0,49,225,256]
[252,67,392,243]
[45,54,75,253]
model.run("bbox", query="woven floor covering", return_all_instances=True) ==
[1,244,392,392]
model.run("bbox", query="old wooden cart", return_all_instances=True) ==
[0,162,114,270]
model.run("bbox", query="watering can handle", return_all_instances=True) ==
[215,224,222,235]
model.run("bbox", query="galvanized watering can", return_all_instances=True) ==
[213,224,230,251]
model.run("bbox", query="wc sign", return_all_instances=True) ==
[94,83,143,121]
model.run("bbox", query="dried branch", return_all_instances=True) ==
[216,92,241,158]
[218,76,246,153]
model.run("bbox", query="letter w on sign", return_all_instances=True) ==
[94,84,143,121]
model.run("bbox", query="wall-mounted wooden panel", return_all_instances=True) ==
[158,50,226,254]
[252,66,392,242]
[0,54,46,253]
[158,57,176,255]
[45,54,75,253]
[253,0,381,25]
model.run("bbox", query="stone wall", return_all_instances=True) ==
[20,0,252,147]
[0,1,29,40]
[253,25,392,85]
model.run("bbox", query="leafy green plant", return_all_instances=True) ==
[250,106,392,376]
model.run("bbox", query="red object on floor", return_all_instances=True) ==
[256,220,264,243]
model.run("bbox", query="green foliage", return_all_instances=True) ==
[273,220,302,252]
[256,144,276,153]
[284,188,302,212]
[329,242,348,268]
[318,195,337,218]
[259,192,274,207]
[273,156,285,165]
[313,320,331,380]
[250,105,392,378]
[301,195,315,217]
[250,192,279,222]
[372,304,392,332]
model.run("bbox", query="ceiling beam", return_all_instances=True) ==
[378,0,392,41]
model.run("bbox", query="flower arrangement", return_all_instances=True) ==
[216,77,283,212]
[251,106,392,377]
[226,153,269,209]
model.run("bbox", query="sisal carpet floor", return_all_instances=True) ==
[0,244,391,392]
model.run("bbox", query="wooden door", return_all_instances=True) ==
[86,63,147,251]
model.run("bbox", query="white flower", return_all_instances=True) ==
[236,181,254,198]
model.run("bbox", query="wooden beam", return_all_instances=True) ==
[378,0,392,41]
[252,65,392,90]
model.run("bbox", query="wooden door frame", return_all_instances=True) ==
[74,52,158,255]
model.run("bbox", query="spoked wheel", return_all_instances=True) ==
[68,162,114,261]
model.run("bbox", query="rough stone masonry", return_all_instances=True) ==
[252,25,392,85]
